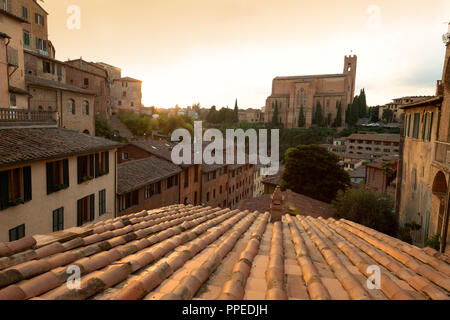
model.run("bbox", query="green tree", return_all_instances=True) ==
[233,99,239,123]
[206,105,219,123]
[298,105,306,127]
[313,101,323,126]
[382,109,395,123]
[272,101,279,126]
[95,115,115,139]
[327,113,332,127]
[369,106,380,122]
[333,101,343,127]
[281,145,350,203]
[332,188,398,237]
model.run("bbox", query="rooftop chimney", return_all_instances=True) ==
[270,186,285,222]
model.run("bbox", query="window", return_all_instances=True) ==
[83,78,89,86]
[9,224,25,242]
[22,6,28,19]
[422,113,428,140]
[77,154,94,184]
[167,175,178,189]
[82,101,89,115]
[95,151,109,177]
[122,152,129,160]
[99,190,106,216]
[412,113,420,139]
[42,61,53,74]
[118,100,122,106]
[213,189,216,199]
[118,190,138,212]
[77,194,95,226]
[427,112,434,142]
[35,13,44,26]
[67,99,75,114]
[220,185,223,194]
[46,159,69,195]
[23,31,30,46]
[194,165,199,182]
[9,94,16,107]
[52,207,64,232]
[123,91,127,97]
[206,192,210,202]
[36,38,47,51]
[184,169,189,188]
[1,0,7,11]
[0,167,32,211]
[131,102,134,107]
[145,182,161,199]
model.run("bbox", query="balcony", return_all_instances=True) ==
[7,47,18,67]
[435,141,450,167]
[0,108,58,128]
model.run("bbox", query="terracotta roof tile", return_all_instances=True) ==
[0,204,448,300]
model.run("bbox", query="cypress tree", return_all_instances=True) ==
[233,99,239,123]
[314,101,323,126]
[334,101,343,127]
[298,105,306,127]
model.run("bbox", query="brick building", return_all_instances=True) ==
[264,55,357,128]
[111,77,143,112]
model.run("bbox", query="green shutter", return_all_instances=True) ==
[23,166,32,202]
[95,153,100,178]
[89,155,94,178]
[0,171,9,210]
[63,159,69,187]
[428,112,434,142]
[46,162,53,194]
[77,199,82,227]
[105,152,109,174]
[89,194,95,221]
[422,113,427,140]
[77,157,82,184]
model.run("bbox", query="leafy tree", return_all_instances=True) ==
[332,188,397,236]
[298,105,306,127]
[95,115,115,139]
[382,109,395,123]
[281,145,350,203]
[369,106,380,122]
[271,101,279,126]
[206,105,219,123]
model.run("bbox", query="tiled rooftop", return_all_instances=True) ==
[0,128,121,167]
[0,204,448,300]
[117,157,182,195]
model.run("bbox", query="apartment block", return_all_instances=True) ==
[346,133,400,159]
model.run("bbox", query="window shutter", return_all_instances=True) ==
[63,159,69,187]
[428,112,434,142]
[95,153,100,178]
[43,40,47,52]
[89,194,95,221]
[46,162,53,194]
[89,155,94,178]
[77,199,82,227]
[77,157,82,184]
[0,170,9,210]
[61,207,64,230]
[53,209,58,231]
[105,152,109,174]
[23,166,32,202]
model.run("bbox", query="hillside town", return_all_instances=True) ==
[0,0,449,302]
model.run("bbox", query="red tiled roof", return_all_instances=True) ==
[1,204,448,300]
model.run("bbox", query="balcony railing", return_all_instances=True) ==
[7,47,19,67]
[435,141,450,167]
[0,108,57,123]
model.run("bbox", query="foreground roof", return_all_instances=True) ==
[118,157,182,195]
[0,204,448,300]
[0,128,121,167]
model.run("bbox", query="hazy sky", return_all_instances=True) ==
[41,0,450,108]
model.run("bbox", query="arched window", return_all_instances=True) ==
[82,101,89,115]
[67,99,75,114]
[38,106,43,111]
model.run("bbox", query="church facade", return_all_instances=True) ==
[264,55,357,128]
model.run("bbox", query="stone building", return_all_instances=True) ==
[398,29,450,252]
[111,77,143,112]
[365,157,398,198]
[264,55,357,128]
[0,8,29,109]
[378,96,434,123]
[238,108,263,123]
[0,127,120,243]
[65,58,110,117]
[346,133,400,159]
